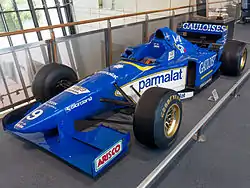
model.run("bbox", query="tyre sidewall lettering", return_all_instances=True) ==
[154,93,182,148]
[161,94,180,119]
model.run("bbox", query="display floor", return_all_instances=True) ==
[0,24,250,188]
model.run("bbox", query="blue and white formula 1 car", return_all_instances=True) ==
[2,21,247,177]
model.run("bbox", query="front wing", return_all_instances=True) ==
[2,103,130,177]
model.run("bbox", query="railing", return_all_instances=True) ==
[0,0,233,37]
[0,0,241,113]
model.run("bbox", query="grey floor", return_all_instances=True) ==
[0,23,250,188]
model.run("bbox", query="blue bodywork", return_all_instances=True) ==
[3,22,228,177]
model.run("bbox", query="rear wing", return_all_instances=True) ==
[177,22,228,36]
[176,22,228,55]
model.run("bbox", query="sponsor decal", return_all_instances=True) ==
[138,69,183,93]
[65,96,92,112]
[66,85,90,95]
[94,140,122,172]
[14,121,26,129]
[120,61,155,71]
[199,77,212,89]
[168,50,175,61]
[165,33,170,40]
[173,35,182,43]
[175,44,186,54]
[182,22,227,33]
[113,64,124,69]
[44,103,57,110]
[47,101,57,106]
[115,67,187,102]
[172,35,186,54]
[178,91,194,100]
[199,55,216,74]
[154,43,160,48]
[98,71,118,79]
[26,109,43,120]
[44,100,57,109]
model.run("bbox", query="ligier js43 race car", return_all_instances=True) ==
[2,22,247,177]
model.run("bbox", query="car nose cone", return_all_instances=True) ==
[13,103,60,133]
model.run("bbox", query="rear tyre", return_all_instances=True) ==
[32,63,77,102]
[220,40,247,76]
[133,87,182,149]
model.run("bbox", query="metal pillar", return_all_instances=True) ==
[142,14,149,43]
[105,20,113,67]
[27,0,43,41]
[63,0,76,35]
[169,10,175,30]
[54,0,67,36]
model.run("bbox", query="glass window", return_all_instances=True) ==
[0,37,10,49]
[32,0,43,8]
[29,46,47,66]
[20,11,34,29]
[0,0,71,46]
[1,0,14,11]
[20,12,38,43]
[48,9,64,37]
[61,7,67,23]
[3,13,21,32]
[58,0,64,5]
[48,9,60,24]
[16,0,30,10]
[60,7,71,35]
[35,10,48,27]
[56,0,63,6]
[46,0,56,7]
[25,32,39,43]
[0,18,5,33]
[53,28,63,37]
[11,34,25,46]
[41,30,50,40]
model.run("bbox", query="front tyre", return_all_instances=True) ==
[133,87,182,149]
[220,40,248,76]
[32,63,77,102]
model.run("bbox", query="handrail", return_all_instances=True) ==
[0,0,229,37]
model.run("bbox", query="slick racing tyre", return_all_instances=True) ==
[133,87,182,149]
[220,40,248,76]
[32,63,77,102]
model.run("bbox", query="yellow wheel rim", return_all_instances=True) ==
[240,49,247,70]
[164,104,181,138]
